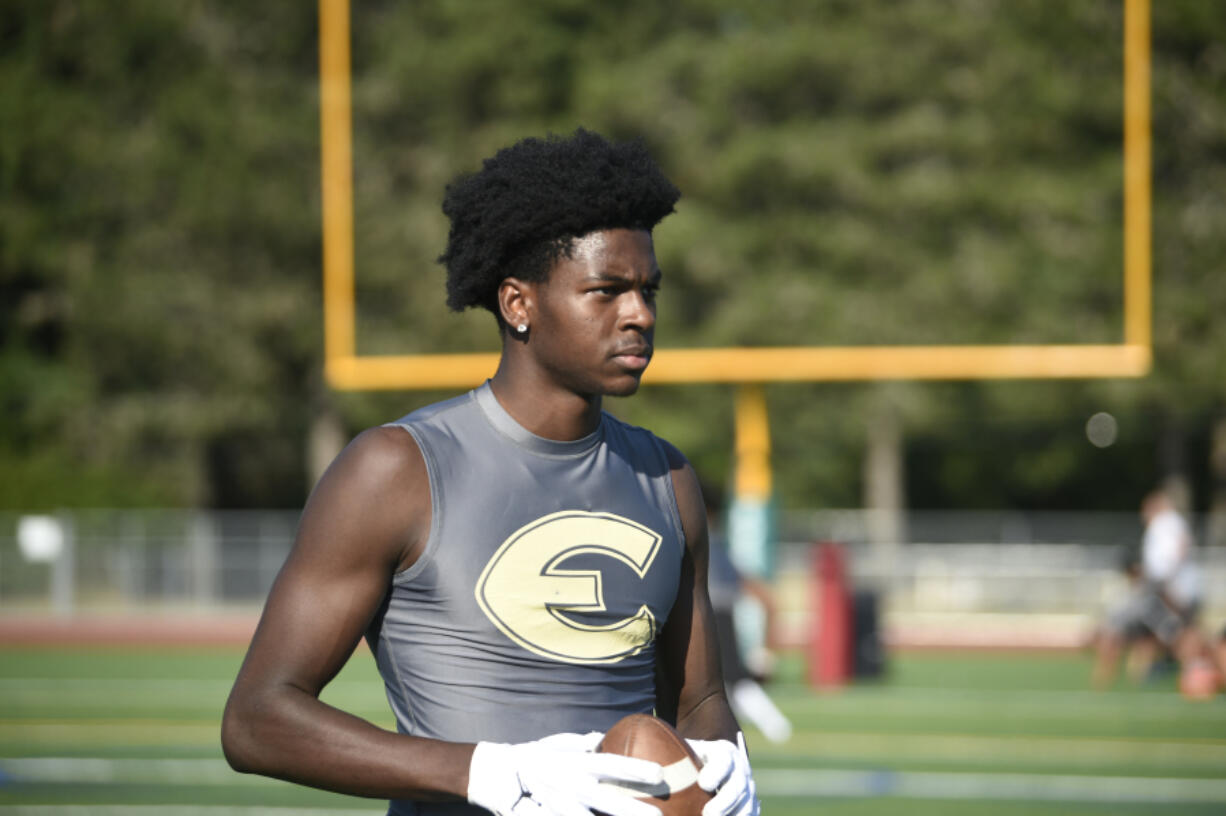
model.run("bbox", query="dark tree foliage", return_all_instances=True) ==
[2,0,1224,511]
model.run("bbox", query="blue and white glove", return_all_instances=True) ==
[685,733,759,816]
[467,731,664,816]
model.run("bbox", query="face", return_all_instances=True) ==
[522,228,660,398]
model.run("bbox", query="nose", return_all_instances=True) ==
[622,288,656,333]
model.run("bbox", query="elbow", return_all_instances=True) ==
[221,695,266,774]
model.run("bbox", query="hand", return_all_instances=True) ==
[685,733,759,816]
[467,731,664,816]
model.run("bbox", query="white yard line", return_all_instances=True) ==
[3,758,1225,804]
[757,768,1226,803]
[0,803,377,808]
[769,731,1226,765]
[776,685,1226,719]
[2,757,262,785]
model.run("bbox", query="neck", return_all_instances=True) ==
[489,359,603,442]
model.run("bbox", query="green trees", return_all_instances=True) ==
[2,3,321,507]
[2,1,1224,517]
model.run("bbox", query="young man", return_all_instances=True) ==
[222,129,759,816]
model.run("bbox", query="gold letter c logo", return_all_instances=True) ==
[475,511,663,665]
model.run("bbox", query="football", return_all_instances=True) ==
[596,714,712,816]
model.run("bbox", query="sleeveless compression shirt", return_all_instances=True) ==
[372,382,685,815]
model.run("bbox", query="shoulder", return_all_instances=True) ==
[599,416,702,545]
[652,436,695,501]
[601,416,698,508]
[299,424,431,572]
[653,436,689,473]
[651,437,705,549]
[307,425,429,521]
[342,424,426,477]
[602,413,690,472]
[379,390,485,471]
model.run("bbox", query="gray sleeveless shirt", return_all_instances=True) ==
[372,383,685,816]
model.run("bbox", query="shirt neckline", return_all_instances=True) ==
[474,381,604,457]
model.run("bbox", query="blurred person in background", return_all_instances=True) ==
[702,483,792,744]
[1092,489,1213,691]
[1139,489,1203,626]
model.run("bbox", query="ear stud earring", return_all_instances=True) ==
[516,324,528,333]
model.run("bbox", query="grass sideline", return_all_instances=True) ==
[1,644,1224,815]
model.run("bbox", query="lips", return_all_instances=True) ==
[612,344,653,370]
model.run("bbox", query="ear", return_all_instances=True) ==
[497,277,534,331]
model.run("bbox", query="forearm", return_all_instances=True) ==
[222,683,473,801]
[674,686,741,743]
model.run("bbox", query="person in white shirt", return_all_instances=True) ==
[1140,491,1203,621]
[1092,490,1205,688]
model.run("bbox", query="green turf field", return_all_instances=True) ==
[1,644,1223,815]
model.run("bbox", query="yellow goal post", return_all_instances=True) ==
[318,0,1151,391]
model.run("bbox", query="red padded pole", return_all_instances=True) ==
[810,541,851,688]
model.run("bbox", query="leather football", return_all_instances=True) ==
[596,714,712,816]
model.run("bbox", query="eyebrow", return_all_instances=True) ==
[586,268,663,284]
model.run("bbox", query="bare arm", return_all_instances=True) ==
[655,445,741,743]
[221,426,474,801]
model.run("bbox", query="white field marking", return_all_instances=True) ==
[775,685,1226,720]
[762,731,1226,765]
[0,678,234,694]
[755,768,1226,803]
[0,678,386,702]
[0,721,224,748]
[0,758,268,786]
[4,758,1225,805]
[0,720,389,750]
[0,803,377,808]
[0,678,385,690]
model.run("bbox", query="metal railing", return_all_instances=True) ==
[2,510,1222,634]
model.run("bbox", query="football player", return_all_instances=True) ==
[222,129,759,816]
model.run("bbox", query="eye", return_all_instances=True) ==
[642,283,659,302]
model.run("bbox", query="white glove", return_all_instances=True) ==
[468,731,664,816]
[685,733,759,816]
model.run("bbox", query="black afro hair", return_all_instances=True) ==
[438,128,680,317]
